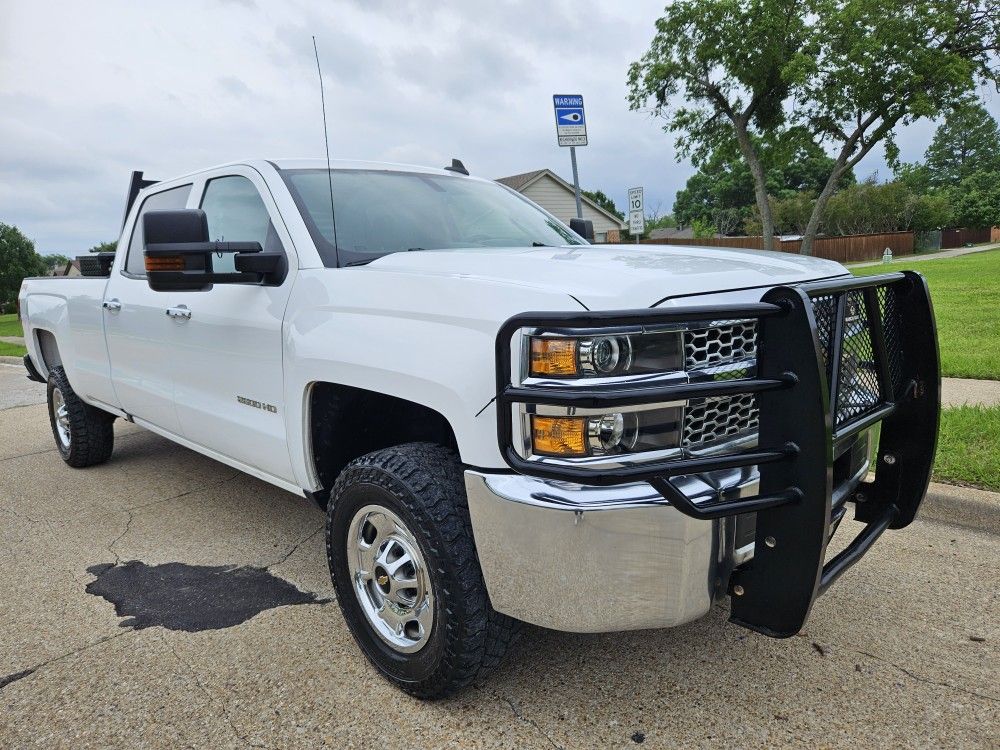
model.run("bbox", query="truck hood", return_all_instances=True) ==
[362,244,849,309]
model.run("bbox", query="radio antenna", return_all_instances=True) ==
[312,36,340,264]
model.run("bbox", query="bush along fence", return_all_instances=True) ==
[638,231,915,263]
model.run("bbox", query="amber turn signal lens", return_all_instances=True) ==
[529,338,579,377]
[531,415,588,457]
[145,255,185,271]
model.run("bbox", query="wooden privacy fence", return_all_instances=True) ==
[941,227,991,249]
[639,231,915,263]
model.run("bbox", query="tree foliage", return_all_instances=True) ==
[629,0,1000,254]
[88,240,118,254]
[950,171,1000,228]
[923,102,1000,188]
[42,253,71,270]
[673,134,854,230]
[0,223,47,309]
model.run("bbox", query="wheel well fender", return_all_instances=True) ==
[35,329,62,373]
[308,382,459,498]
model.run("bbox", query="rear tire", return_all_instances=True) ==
[326,442,518,699]
[47,366,115,468]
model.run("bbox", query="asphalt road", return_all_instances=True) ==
[1,363,997,749]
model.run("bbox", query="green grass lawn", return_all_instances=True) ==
[935,404,1000,491]
[853,249,1000,380]
[0,340,27,357]
[0,313,24,337]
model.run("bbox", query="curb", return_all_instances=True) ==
[919,482,1000,535]
[0,356,26,366]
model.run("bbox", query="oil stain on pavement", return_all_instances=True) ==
[85,561,329,632]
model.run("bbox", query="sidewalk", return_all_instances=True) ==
[0,336,24,346]
[942,377,1000,408]
[850,241,998,268]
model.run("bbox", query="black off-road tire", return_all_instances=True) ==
[326,442,519,699]
[47,366,115,468]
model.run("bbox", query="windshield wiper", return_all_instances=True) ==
[532,241,551,247]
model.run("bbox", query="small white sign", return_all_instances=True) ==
[553,94,588,147]
[628,187,644,234]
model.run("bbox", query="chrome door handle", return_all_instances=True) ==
[166,305,191,320]
[102,298,122,312]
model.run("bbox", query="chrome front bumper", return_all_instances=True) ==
[464,469,758,632]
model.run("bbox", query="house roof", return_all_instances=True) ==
[495,169,547,192]
[495,168,626,228]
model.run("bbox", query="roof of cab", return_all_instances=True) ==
[155,158,470,186]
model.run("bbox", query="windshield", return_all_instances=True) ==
[279,168,586,267]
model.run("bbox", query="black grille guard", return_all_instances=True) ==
[494,271,940,637]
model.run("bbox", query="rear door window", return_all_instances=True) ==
[124,184,193,277]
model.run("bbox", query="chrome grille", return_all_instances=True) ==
[684,320,757,370]
[682,321,759,449]
[682,394,758,448]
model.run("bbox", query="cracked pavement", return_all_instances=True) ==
[1,364,998,748]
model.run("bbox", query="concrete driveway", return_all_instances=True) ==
[1,362,997,748]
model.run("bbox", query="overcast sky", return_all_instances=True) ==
[2,0,998,256]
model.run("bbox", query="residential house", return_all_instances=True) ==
[495,169,626,243]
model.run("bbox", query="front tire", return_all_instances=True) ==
[47,366,115,467]
[326,442,517,699]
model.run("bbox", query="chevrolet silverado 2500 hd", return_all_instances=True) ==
[19,159,939,698]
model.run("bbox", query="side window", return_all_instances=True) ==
[125,184,193,276]
[200,176,283,273]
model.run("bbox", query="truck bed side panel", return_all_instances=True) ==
[21,277,120,410]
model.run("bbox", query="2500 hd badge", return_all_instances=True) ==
[237,395,278,413]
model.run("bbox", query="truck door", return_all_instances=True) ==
[170,168,296,483]
[104,183,194,435]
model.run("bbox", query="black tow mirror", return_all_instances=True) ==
[142,209,282,292]
[569,218,594,242]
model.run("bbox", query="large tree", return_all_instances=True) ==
[88,240,118,254]
[0,223,47,309]
[628,0,814,249]
[629,0,1000,254]
[924,102,1000,188]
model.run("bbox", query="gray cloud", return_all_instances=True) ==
[1,0,996,255]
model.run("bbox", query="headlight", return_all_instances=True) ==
[530,407,681,458]
[528,330,682,379]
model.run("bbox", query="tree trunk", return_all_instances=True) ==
[731,121,775,251]
[800,162,847,256]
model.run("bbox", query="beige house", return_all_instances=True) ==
[495,169,626,243]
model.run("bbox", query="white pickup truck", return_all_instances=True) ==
[19,159,939,698]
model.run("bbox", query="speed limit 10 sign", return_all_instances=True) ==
[627,187,644,234]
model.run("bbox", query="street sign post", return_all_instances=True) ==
[628,186,644,243]
[553,94,587,219]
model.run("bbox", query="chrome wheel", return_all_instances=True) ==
[52,387,71,448]
[347,504,434,653]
